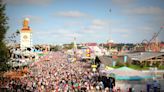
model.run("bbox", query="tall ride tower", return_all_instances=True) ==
[108,9,113,51]
[20,18,32,50]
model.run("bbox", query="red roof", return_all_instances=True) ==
[160,43,164,47]
[84,43,97,46]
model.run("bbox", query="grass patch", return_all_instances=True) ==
[112,66,122,69]
[158,66,164,70]
[128,65,149,70]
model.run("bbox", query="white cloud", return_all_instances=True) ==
[63,33,81,38]
[112,28,130,34]
[82,28,95,34]
[22,15,43,23]
[121,34,129,38]
[54,11,91,18]
[34,28,81,38]
[33,19,107,42]
[17,15,44,26]
[92,19,107,26]
[84,19,108,33]
[141,27,154,33]
[4,0,53,5]
[63,22,82,27]
[125,7,164,15]
[112,0,135,5]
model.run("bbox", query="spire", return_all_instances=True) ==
[73,33,77,50]
[21,18,31,32]
[23,18,30,28]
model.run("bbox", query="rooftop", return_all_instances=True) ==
[125,52,164,61]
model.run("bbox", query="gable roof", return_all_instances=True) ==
[126,52,164,61]
[98,56,113,66]
[84,43,97,46]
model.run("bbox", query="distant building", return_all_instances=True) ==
[160,43,164,48]
[81,43,103,56]
[126,52,164,66]
[98,55,114,67]
[98,51,164,66]
[20,18,32,50]
[82,43,97,46]
[160,43,164,52]
[97,55,131,67]
[134,46,146,52]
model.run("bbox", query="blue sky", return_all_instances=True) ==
[4,0,164,44]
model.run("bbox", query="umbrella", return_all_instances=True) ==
[105,66,153,80]
[107,66,145,76]
[115,76,144,81]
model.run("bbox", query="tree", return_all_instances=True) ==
[63,42,74,50]
[50,45,62,51]
[7,29,20,44]
[125,61,131,67]
[0,1,10,71]
[116,59,124,67]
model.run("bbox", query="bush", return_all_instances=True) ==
[125,61,131,67]
[116,59,124,67]
[156,62,160,68]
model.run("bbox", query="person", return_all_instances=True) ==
[109,78,112,92]
[128,87,132,92]
[153,80,159,92]
[147,81,151,92]
[104,87,109,92]
[99,81,104,90]
[117,87,121,92]
[109,77,115,91]
[113,86,116,92]
[1,51,105,91]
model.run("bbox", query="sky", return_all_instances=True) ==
[4,0,164,44]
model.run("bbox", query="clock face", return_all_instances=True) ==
[23,35,28,39]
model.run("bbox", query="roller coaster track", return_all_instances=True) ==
[141,26,163,51]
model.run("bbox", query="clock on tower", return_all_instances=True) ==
[20,18,32,50]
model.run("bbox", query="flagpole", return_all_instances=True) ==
[108,8,112,53]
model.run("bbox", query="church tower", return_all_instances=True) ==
[20,18,32,50]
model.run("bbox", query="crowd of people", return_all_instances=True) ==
[0,51,117,92]
[2,51,154,92]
